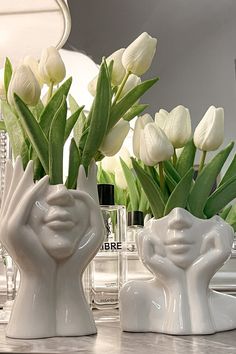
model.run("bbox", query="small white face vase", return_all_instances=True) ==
[151,208,220,269]
[29,184,90,260]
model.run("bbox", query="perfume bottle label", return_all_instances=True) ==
[100,242,122,251]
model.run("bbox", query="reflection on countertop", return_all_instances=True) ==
[0,310,236,353]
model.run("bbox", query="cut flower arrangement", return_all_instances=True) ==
[123,106,236,228]
[0,32,158,187]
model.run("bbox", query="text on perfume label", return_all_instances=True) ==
[100,242,122,251]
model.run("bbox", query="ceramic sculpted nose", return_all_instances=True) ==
[46,185,75,206]
[168,208,193,230]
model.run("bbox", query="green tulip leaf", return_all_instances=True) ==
[165,173,178,193]
[13,94,49,174]
[81,60,111,171]
[218,154,236,187]
[39,77,72,137]
[123,104,149,122]
[49,96,67,184]
[68,94,80,114]
[108,77,159,130]
[225,204,236,231]
[176,139,196,177]
[164,167,194,216]
[4,57,12,99]
[120,158,139,211]
[219,205,232,220]
[65,138,81,189]
[64,105,85,142]
[0,120,6,131]
[188,142,234,218]
[163,160,181,183]
[204,176,236,217]
[132,158,165,218]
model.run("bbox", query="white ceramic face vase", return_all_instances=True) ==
[120,207,236,335]
[0,158,105,339]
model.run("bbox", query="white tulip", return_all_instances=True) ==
[133,114,153,159]
[23,56,43,87]
[155,108,169,133]
[38,46,66,85]
[140,123,174,166]
[100,119,130,156]
[0,68,5,99]
[101,155,117,173]
[107,48,126,86]
[156,105,191,148]
[87,75,98,97]
[101,146,132,173]
[193,106,224,151]
[115,167,128,190]
[119,74,141,99]
[122,32,157,76]
[8,65,41,107]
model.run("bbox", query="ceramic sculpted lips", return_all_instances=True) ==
[44,210,75,230]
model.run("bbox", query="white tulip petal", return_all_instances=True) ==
[100,119,130,156]
[140,123,174,165]
[122,32,157,76]
[38,46,66,85]
[107,48,126,86]
[133,114,153,159]
[119,74,141,99]
[8,65,41,106]
[115,167,128,190]
[193,106,224,151]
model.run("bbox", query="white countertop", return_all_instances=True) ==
[0,310,236,354]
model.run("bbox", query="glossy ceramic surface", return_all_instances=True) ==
[120,208,236,335]
[0,158,105,339]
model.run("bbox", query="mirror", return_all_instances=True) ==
[0,0,71,66]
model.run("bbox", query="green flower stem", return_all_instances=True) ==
[173,149,177,167]
[159,161,164,192]
[198,150,207,173]
[112,71,131,106]
[46,81,54,105]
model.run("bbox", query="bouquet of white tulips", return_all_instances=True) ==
[0,32,158,188]
[128,105,236,229]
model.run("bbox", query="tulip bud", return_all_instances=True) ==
[100,119,130,156]
[140,123,174,166]
[101,146,131,173]
[87,75,98,97]
[156,105,192,148]
[23,56,43,87]
[115,167,128,190]
[8,65,41,106]
[119,74,141,100]
[0,68,5,99]
[122,32,157,76]
[193,106,224,151]
[38,46,66,85]
[107,48,126,86]
[133,114,153,159]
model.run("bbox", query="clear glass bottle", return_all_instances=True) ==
[124,211,153,282]
[90,184,126,317]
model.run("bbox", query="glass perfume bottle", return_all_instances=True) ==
[124,211,153,282]
[90,184,126,315]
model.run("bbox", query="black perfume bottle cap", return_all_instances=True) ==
[128,211,144,226]
[97,184,114,205]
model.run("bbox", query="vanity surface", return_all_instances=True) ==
[0,310,236,354]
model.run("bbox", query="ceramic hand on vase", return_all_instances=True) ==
[120,208,236,335]
[0,157,105,339]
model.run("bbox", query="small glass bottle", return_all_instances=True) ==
[90,184,126,317]
[124,211,153,282]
